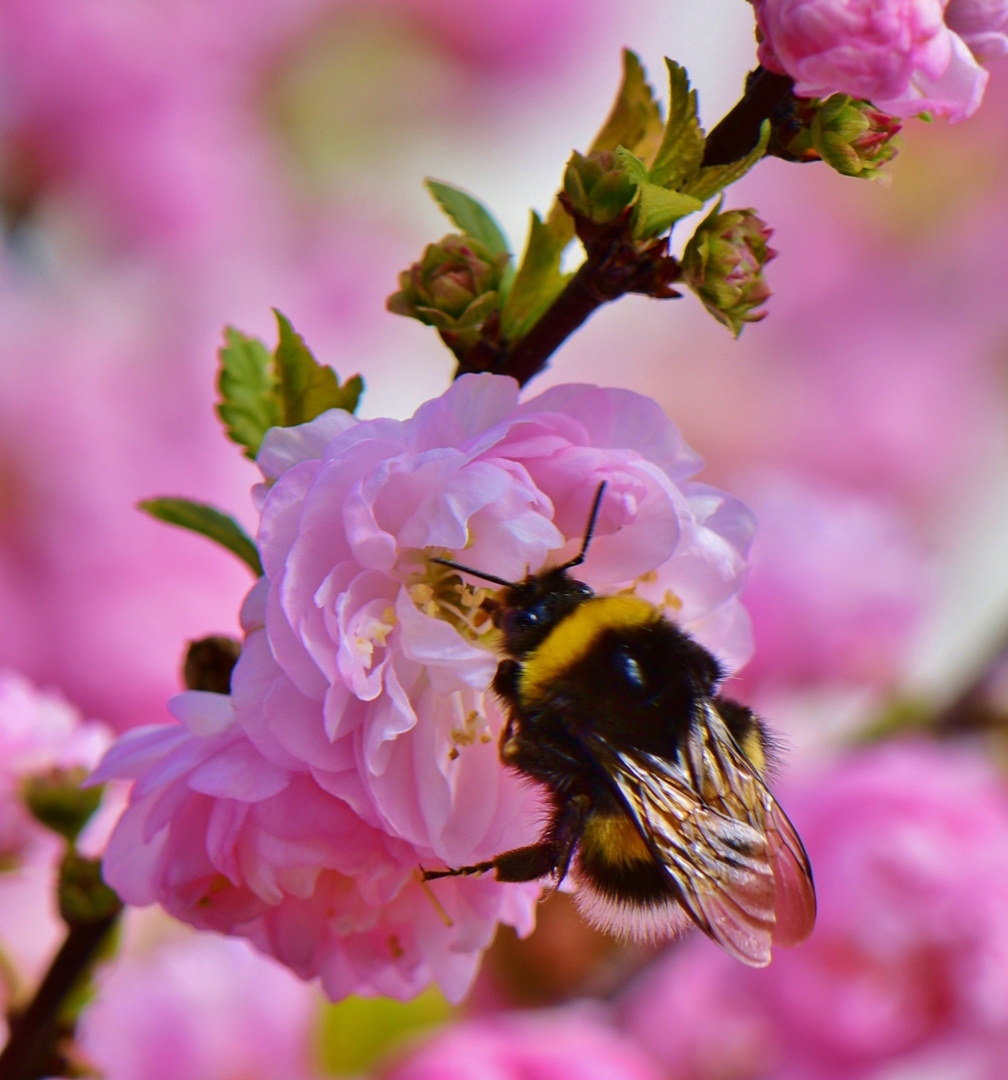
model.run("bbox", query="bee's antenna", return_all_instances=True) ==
[430,557,518,590]
[561,481,607,571]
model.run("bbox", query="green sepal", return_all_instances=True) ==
[648,60,705,190]
[138,497,263,577]
[22,768,104,844]
[682,121,771,202]
[613,147,650,186]
[499,211,572,341]
[273,310,363,426]
[58,851,123,927]
[217,328,281,461]
[632,184,703,239]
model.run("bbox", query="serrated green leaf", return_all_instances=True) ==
[649,60,705,190]
[500,212,572,341]
[139,498,263,576]
[682,121,772,202]
[217,328,281,461]
[273,310,363,425]
[590,50,665,160]
[425,179,510,259]
[632,184,703,239]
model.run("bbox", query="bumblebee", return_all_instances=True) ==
[426,484,816,966]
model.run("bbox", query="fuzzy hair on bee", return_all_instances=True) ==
[425,483,816,967]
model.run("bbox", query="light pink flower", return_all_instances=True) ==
[383,1006,665,1080]
[753,0,1004,121]
[622,741,1008,1079]
[946,0,1008,61]
[78,929,323,1080]
[732,474,929,696]
[96,374,755,1002]
[0,669,110,862]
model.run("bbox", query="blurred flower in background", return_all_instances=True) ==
[78,928,326,1080]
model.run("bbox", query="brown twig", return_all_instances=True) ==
[702,68,795,167]
[0,910,120,1080]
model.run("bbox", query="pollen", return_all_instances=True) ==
[450,707,489,754]
[403,549,500,647]
[662,589,682,611]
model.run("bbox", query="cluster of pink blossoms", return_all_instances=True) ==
[95,374,755,1002]
[754,0,1008,120]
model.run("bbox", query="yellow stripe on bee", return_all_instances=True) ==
[737,726,766,773]
[517,595,660,703]
[580,812,652,867]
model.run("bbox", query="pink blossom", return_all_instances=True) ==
[732,474,929,696]
[383,1006,665,1080]
[622,741,1008,1079]
[0,670,110,861]
[753,0,1004,121]
[96,374,756,1001]
[946,0,1008,61]
[78,928,324,1080]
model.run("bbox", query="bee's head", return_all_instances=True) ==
[429,480,608,657]
[493,568,594,658]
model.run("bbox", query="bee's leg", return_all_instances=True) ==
[423,795,591,885]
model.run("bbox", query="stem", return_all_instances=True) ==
[702,68,794,167]
[0,911,120,1080]
[492,265,606,387]
[478,72,793,387]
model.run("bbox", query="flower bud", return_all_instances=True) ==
[809,95,902,181]
[22,765,104,843]
[183,635,241,693]
[681,206,776,336]
[562,150,638,225]
[58,850,122,926]
[387,235,510,348]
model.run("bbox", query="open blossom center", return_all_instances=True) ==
[405,553,499,647]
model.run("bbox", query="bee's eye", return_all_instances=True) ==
[501,608,538,637]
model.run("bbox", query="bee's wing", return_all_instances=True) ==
[587,699,815,966]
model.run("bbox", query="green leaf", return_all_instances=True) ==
[425,179,510,259]
[499,211,572,341]
[138,497,263,576]
[273,310,363,425]
[589,50,664,160]
[681,121,772,202]
[632,184,703,239]
[648,59,705,190]
[613,146,650,187]
[217,328,281,461]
